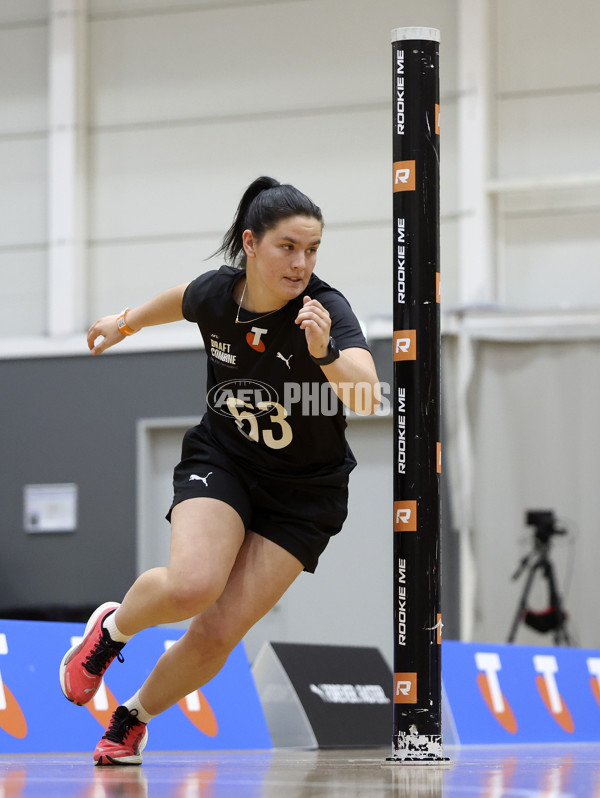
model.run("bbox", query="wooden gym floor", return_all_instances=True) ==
[1,743,600,797]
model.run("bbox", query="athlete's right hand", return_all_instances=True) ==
[87,315,124,356]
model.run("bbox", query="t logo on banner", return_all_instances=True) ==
[0,633,27,739]
[588,657,600,707]
[475,652,517,733]
[533,654,574,733]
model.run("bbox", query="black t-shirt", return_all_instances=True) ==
[182,265,369,482]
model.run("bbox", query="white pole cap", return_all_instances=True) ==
[391,27,440,43]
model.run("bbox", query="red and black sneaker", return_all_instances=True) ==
[59,602,125,706]
[94,706,148,766]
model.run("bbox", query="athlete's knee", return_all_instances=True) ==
[187,613,243,658]
[164,573,224,619]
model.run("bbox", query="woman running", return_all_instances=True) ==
[59,176,380,765]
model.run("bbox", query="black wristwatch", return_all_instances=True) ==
[309,336,340,366]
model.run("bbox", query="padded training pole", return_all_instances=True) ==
[389,26,447,763]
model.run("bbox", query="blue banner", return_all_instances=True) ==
[0,619,271,753]
[442,640,600,744]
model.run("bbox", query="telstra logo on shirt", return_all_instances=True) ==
[246,327,268,352]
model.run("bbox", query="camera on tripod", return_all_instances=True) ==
[507,508,572,645]
[525,510,566,544]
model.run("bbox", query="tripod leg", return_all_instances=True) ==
[507,560,540,643]
[544,558,573,647]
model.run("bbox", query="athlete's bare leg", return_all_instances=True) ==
[137,531,303,716]
[112,498,246,635]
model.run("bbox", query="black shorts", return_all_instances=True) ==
[166,425,350,573]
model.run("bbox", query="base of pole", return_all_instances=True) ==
[383,756,453,767]
[383,731,452,766]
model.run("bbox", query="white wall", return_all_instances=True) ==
[493,0,600,308]
[0,4,47,336]
[2,0,598,319]
[0,0,459,337]
[86,0,458,321]
[4,0,598,332]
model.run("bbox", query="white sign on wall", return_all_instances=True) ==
[23,483,78,533]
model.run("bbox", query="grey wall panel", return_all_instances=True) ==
[0,350,205,612]
[0,342,459,642]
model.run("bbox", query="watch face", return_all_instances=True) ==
[327,337,340,359]
[311,337,339,364]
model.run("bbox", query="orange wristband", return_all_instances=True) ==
[116,308,138,336]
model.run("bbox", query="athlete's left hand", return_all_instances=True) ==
[295,296,331,359]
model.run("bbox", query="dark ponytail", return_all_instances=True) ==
[215,176,323,268]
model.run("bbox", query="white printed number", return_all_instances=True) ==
[226,398,293,450]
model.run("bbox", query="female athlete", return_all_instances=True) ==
[59,176,380,765]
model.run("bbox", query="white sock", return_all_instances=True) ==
[124,690,155,725]
[102,609,133,644]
